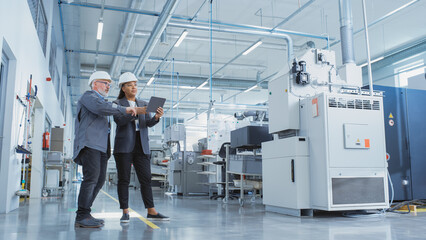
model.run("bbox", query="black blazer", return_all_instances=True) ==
[113,97,159,154]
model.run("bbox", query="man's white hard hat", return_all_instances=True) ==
[88,71,112,86]
[118,72,138,87]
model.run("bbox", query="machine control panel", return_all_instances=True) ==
[343,123,371,149]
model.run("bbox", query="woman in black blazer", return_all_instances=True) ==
[113,72,169,222]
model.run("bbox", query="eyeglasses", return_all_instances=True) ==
[95,81,111,87]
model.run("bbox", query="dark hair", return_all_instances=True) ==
[117,87,126,99]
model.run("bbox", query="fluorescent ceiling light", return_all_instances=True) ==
[197,81,208,89]
[96,21,104,40]
[360,56,384,67]
[180,86,196,89]
[244,85,257,93]
[147,76,155,86]
[174,30,188,47]
[242,41,262,55]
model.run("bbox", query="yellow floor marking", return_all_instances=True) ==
[100,189,160,229]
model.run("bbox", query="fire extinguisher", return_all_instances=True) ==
[42,132,50,150]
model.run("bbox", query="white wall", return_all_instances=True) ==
[0,0,73,213]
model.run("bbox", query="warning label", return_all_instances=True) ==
[389,113,394,118]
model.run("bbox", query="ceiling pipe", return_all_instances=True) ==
[167,22,294,62]
[272,0,316,30]
[78,69,266,89]
[134,30,289,50]
[59,1,331,43]
[110,0,144,78]
[338,0,355,64]
[132,0,180,77]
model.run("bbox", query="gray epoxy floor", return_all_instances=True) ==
[1,183,426,240]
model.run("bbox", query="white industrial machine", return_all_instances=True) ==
[262,48,389,216]
[165,124,209,195]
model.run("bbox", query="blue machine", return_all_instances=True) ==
[375,85,426,201]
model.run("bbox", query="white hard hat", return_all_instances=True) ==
[88,71,112,86]
[118,72,138,87]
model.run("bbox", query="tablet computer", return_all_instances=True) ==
[146,96,166,112]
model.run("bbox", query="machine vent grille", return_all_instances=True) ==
[338,98,346,108]
[329,98,337,108]
[373,100,380,110]
[355,99,363,109]
[363,100,372,110]
[347,100,355,109]
[332,177,385,205]
[328,98,380,111]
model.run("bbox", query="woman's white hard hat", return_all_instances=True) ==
[119,72,138,87]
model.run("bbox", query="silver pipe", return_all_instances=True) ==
[133,0,180,76]
[134,30,315,51]
[339,0,355,64]
[110,0,143,78]
[134,57,267,70]
[167,22,294,61]
[361,0,374,96]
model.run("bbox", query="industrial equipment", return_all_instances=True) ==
[42,151,65,197]
[374,85,426,201]
[165,124,209,195]
[262,48,389,216]
[223,125,272,206]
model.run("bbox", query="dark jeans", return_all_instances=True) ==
[75,147,108,220]
[114,134,154,209]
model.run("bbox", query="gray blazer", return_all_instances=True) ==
[113,97,159,155]
[73,90,127,160]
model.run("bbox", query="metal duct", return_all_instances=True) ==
[110,0,144,78]
[339,0,355,64]
[133,0,180,76]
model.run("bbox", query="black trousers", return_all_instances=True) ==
[114,134,154,209]
[75,147,108,220]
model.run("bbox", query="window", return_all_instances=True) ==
[60,89,66,116]
[396,60,425,87]
[54,67,61,100]
[27,0,48,55]
[49,33,56,81]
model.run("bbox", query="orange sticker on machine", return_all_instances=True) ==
[312,98,319,117]
[365,139,370,148]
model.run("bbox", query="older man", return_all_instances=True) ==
[73,71,143,228]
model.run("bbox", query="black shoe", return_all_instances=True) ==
[90,215,105,224]
[147,212,170,221]
[120,213,130,223]
[75,218,103,228]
